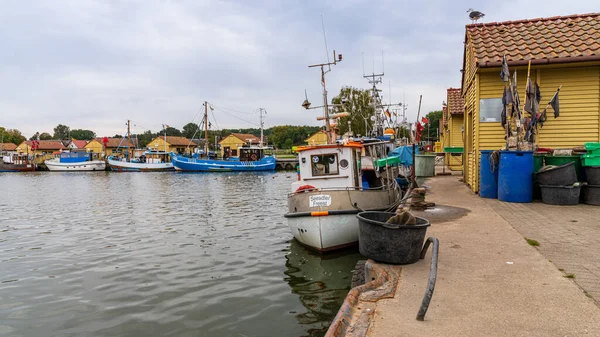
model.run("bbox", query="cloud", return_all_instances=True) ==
[0,0,597,137]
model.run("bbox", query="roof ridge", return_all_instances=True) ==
[466,12,600,29]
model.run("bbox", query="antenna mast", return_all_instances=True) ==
[204,101,209,157]
[259,108,265,147]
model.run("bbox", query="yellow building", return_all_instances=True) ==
[445,88,464,171]
[305,130,327,145]
[85,138,135,157]
[218,133,260,157]
[16,140,65,163]
[147,136,196,155]
[461,13,600,193]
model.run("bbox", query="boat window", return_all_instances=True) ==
[311,154,339,176]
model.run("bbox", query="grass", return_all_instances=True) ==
[564,273,576,279]
[525,238,540,247]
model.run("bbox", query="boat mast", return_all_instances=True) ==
[259,107,265,147]
[127,119,131,161]
[308,50,342,144]
[204,101,209,157]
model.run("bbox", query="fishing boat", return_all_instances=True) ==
[171,101,276,172]
[0,153,36,172]
[107,120,174,172]
[284,51,401,252]
[45,150,106,171]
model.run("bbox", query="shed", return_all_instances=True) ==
[461,13,600,192]
[218,133,261,158]
[445,88,465,171]
[305,130,328,146]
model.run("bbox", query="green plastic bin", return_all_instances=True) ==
[581,154,600,167]
[544,156,583,181]
[584,142,600,155]
[444,147,464,153]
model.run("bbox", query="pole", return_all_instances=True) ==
[127,119,131,161]
[259,108,264,147]
[412,95,423,185]
[321,66,332,143]
[204,101,209,157]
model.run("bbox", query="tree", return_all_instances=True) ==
[159,126,182,137]
[53,124,71,140]
[423,110,443,141]
[270,125,322,149]
[40,132,53,140]
[136,130,156,148]
[113,134,123,138]
[0,127,26,145]
[70,129,96,140]
[182,123,200,139]
[331,86,374,137]
[29,132,40,141]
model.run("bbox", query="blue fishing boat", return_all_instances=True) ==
[171,147,276,172]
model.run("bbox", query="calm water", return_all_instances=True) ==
[0,172,362,337]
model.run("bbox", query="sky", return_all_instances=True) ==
[0,0,597,138]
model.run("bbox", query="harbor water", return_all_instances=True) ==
[0,172,362,337]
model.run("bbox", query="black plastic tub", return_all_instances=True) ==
[357,211,430,264]
[536,162,578,186]
[539,184,581,205]
[584,167,600,185]
[583,184,600,205]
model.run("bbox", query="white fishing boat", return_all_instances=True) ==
[45,150,105,171]
[285,51,401,252]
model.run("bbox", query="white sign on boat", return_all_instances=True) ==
[309,195,332,207]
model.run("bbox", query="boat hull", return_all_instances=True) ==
[285,188,400,252]
[107,158,174,172]
[172,155,276,172]
[45,160,106,171]
[0,163,36,172]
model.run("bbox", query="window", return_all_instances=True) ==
[311,154,339,176]
[479,98,503,122]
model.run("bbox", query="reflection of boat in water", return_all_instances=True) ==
[284,239,362,334]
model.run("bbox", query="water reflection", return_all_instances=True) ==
[284,239,363,337]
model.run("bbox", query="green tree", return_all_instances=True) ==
[331,86,374,137]
[29,132,40,141]
[136,130,156,148]
[182,123,200,139]
[40,132,53,140]
[270,125,322,149]
[159,126,182,137]
[423,110,443,141]
[0,127,26,145]
[53,124,71,140]
[70,129,96,140]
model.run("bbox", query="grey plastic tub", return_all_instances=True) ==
[583,184,600,206]
[539,184,581,205]
[584,167,600,185]
[536,162,578,186]
[357,211,430,264]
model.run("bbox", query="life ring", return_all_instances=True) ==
[296,185,316,193]
[250,153,258,161]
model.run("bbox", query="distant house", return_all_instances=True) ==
[147,136,196,155]
[444,88,464,171]
[67,139,88,149]
[16,140,65,162]
[461,13,600,193]
[85,137,135,156]
[219,133,261,158]
[0,143,17,153]
[305,130,327,145]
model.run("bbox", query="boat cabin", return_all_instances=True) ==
[2,153,33,165]
[58,150,94,163]
[239,146,266,162]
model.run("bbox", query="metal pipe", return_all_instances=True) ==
[416,237,439,321]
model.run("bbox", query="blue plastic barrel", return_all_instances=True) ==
[498,151,534,203]
[479,150,498,198]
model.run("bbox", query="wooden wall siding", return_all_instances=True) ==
[450,115,464,147]
[536,66,600,147]
[464,75,478,190]
[478,72,512,151]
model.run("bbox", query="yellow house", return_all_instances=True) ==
[219,133,260,158]
[461,13,600,193]
[147,136,196,155]
[305,130,327,145]
[16,140,65,163]
[85,138,135,157]
[445,88,464,171]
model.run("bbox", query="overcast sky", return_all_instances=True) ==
[1,0,597,138]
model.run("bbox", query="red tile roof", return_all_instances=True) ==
[447,88,464,115]
[229,133,261,144]
[0,143,17,151]
[71,140,88,148]
[24,140,65,150]
[163,136,196,147]
[466,13,600,67]
[442,106,448,126]
[92,137,135,148]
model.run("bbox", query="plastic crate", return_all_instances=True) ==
[444,147,464,153]
[581,154,600,167]
[585,142,600,154]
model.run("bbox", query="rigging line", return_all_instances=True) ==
[321,15,330,67]
[210,109,220,131]
[214,108,261,127]
[211,104,258,115]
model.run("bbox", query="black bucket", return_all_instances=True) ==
[539,184,581,205]
[584,167,600,185]
[357,211,430,264]
[536,162,578,186]
[583,184,600,205]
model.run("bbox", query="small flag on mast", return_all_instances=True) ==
[549,87,560,118]
[384,109,391,118]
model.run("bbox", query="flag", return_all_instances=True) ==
[524,77,535,114]
[384,109,391,119]
[500,55,510,82]
[415,122,425,142]
[210,105,214,111]
[512,71,521,119]
[549,87,560,118]
[421,117,429,125]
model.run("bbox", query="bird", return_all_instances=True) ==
[467,8,485,23]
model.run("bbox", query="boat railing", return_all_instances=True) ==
[288,180,398,197]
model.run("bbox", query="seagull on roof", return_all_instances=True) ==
[467,8,485,23]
